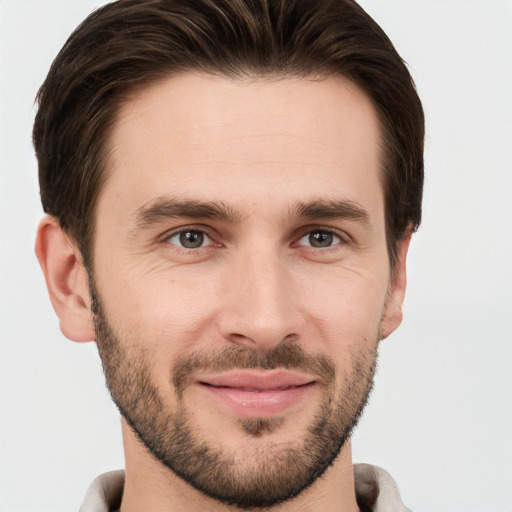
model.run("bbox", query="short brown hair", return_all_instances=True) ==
[33,0,424,269]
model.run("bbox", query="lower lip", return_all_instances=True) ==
[197,383,315,417]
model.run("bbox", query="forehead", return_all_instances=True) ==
[102,73,383,221]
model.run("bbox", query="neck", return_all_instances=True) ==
[119,420,361,512]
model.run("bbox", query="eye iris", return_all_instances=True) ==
[179,231,204,248]
[309,231,333,247]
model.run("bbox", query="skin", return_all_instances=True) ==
[36,74,410,511]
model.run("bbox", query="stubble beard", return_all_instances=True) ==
[90,282,378,509]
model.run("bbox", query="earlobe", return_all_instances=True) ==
[380,231,412,340]
[35,216,96,342]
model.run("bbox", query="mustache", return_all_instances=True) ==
[172,343,336,396]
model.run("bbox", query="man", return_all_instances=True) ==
[33,0,424,510]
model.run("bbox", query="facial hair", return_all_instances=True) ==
[90,281,378,509]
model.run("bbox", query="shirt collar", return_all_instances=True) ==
[80,464,411,512]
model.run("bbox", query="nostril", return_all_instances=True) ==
[282,333,298,343]
[226,332,299,350]
[229,333,254,344]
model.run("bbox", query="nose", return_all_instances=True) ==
[217,248,304,352]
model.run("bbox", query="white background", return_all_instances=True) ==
[1,1,511,511]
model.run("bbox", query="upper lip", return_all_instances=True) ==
[197,370,316,391]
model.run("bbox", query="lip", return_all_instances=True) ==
[195,371,316,418]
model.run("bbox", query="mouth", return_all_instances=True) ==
[195,371,317,417]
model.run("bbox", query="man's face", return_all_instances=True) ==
[90,74,401,507]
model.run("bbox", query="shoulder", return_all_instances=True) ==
[79,470,125,512]
[354,463,412,512]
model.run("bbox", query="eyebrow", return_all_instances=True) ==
[135,197,243,228]
[292,199,371,225]
[134,196,371,229]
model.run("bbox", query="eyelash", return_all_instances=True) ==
[294,227,348,251]
[162,225,349,253]
[162,225,218,252]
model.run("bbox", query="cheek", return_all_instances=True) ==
[99,264,222,355]
[94,241,389,364]
[298,268,387,343]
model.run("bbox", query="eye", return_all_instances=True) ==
[297,229,343,248]
[166,229,211,249]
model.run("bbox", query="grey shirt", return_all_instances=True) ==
[79,463,411,512]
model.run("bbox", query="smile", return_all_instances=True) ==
[195,371,317,417]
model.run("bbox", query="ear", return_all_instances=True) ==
[380,231,412,340]
[35,216,96,342]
